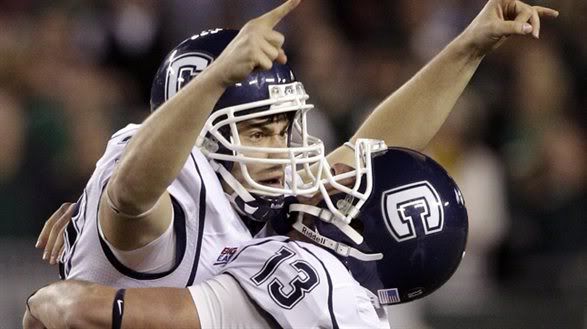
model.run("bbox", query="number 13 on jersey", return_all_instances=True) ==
[251,246,320,309]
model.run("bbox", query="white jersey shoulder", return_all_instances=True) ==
[60,124,252,288]
[220,236,387,328]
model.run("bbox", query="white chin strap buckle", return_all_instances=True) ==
[334,243,351,257]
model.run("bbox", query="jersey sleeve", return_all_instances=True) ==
[60,124,199,281]
[95,123,204,219]
[93,124,204,205]
[94,125,139,187]
[188,274,275,328]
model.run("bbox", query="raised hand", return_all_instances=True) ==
[35,202,75,265]
[462,0,558,56]
[208,0,301,86]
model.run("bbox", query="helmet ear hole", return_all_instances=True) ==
[349,217,364,235]
[201,135,219,153]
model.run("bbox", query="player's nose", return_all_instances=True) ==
[267,137,288,159]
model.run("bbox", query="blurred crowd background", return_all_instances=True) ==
[0,0,585,328]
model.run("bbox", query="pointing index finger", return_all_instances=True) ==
[257,0,301,28]
[534,6,559,17]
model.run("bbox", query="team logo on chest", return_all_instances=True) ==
[381,181,444,242]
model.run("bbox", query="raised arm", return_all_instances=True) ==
[327,0,558,166]
[101,0,301,249]
[24,281,198,329]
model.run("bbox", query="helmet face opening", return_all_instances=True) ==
[199,81,325,197]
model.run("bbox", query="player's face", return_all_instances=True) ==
[230,115,290,189]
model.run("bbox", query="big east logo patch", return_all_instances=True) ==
[214,247,238,265]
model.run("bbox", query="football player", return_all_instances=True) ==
[24,147,468,329]
[49,0,322,289]
[36,0,557,299]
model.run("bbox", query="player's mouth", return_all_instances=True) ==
[258,176,284,188]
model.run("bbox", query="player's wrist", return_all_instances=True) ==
[111,289,127,329]
[63,283,117,329]
[449,29,488,62]
[201,60,234,89]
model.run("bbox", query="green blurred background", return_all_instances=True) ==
[0,0,585,328]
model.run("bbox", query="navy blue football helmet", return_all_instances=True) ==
[150,29,325,222]
[289,143,468,305]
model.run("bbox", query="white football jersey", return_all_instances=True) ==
[60,124,253,288]
[215,236,389,328]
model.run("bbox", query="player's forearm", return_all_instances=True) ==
[109,66,226,212]
[122,288,200,328]
[27,282,200,329]
[351,33,483,151]
[27,281,114,329]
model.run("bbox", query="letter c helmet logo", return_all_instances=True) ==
[381,181,444,242]
[164,53,213,101]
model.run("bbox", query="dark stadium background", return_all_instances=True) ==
[0,0,585,327]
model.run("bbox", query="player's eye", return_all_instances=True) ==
[249,131,265,141]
